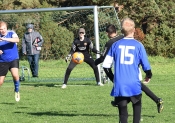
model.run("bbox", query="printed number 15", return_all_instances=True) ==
[119,45,135,64]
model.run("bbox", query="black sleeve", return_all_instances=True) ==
[103,68,114,83]
[144,70,152,78]
[88,38,100,54]
[95,56,105,65]
[68,40,76,55]
[102,35,124,59]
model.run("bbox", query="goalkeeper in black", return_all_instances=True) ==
[61,28,104,89]
[95,24,163,113]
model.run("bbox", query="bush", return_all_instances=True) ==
[39,22,74,60]
[143,23,175,57]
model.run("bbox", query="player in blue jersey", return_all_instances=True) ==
[95,24,163,113]
[0,21,20,102]
[103,18,151,123]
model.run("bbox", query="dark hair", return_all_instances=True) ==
[106,24,116,34]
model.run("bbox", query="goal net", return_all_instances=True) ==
[0,6,121,83]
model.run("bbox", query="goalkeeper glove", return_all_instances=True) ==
[65,54,71,63]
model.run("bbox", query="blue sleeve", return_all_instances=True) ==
[139,43,151,71]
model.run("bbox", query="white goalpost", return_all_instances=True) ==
[0,6,121,82]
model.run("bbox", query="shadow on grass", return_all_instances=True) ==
[22,111,155,118]
[21,82,95,88]
[0,102,15,105]
[21,83,59,87]
[26,111,117,117]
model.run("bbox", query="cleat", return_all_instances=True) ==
[15,92,20,102]
[157,98,163,113]
[61,84,67,89]
[111,101,118,107]
[97,82,104,86]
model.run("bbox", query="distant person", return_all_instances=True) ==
[103,18,153,123]
[95,24,163,113]
[22,24,44,77]
[0,21,20,102]
[61,28,103,89]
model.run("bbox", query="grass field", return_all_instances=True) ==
[0,56,175,123]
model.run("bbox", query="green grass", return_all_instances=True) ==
[1,56,175,123]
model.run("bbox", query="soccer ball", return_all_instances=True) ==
[72,52,84,64]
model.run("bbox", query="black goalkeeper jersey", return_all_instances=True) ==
[69,37,99,57]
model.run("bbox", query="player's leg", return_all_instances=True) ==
[0,76,5,86]
[61,60,77,88]
[117,97,130,123]
[0,62,9,86]
[9,59,20,102]
[141,83,163,113]
[131,94,142,123]
[84,56,103,86]
[33,54,40,77]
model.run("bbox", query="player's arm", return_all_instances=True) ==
[0,32,19,43]
[65,41,76,62]
[88,40,102,55]
[139,43,152,83]
[103,55,113,68]
[104,68,114,82]
[143,69,152,83]
[103,45,115,81]
[102,46,114,69]
[95,45,109,65]
[69,41,76,55]
[0,50,3,55]
[95,57,104,65]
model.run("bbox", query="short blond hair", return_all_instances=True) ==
[0,21,7,27]
[121,18,135,36]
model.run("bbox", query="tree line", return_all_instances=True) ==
[0,0,175,58]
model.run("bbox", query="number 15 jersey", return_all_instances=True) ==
[103,37,151,97]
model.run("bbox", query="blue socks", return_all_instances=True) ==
[14,80,20,92]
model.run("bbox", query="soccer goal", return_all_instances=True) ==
[0,6,121,82]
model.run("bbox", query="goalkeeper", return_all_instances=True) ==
[61,28,103,89]
[95,24,163,113]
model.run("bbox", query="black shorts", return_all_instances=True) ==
[0,59,19,76]
[114,94,142,105]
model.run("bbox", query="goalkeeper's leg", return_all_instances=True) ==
[62,61,77,88]
[84,57,103,86]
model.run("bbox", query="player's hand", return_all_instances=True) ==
[143,77,151,84]
[65,54,71,63]
[0,50,3,55]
